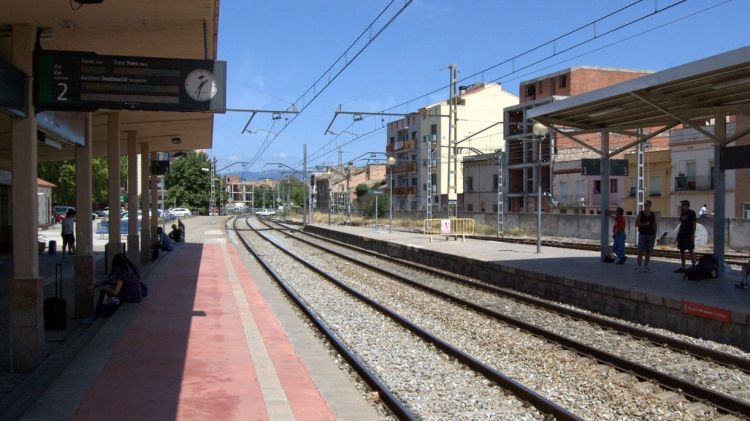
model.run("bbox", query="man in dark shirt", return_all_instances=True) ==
[674,200,696,273]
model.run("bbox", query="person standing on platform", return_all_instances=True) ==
[674,200,697,273]
[611,207,627,265]
[634,200,657,273]
[61,209,76,256]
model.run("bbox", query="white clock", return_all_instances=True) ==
[184,69,217,102]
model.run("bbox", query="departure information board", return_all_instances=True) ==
[581,159,629,176]
[34,50,226,113]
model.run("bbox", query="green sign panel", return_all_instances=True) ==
[581,159,629,176]
[34,50,226,113]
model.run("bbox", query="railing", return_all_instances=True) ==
[674,175,713,191]
[394,186,416,196]
[392,163,417,174]
[423,218,475,242]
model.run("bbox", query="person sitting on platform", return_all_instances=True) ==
[169,224,183,243]
[86,253,142,321]
[151,226,173,261]
[736,258,749,289]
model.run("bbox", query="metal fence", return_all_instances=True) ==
[423,218,475,242]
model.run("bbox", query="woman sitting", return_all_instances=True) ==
[90,253,142,318]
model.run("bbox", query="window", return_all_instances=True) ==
[610,179,617,193]
[525,84,536,98]
[411,131,417,140]
[430,124,437,135]
[559,182,567,203]
[576,180,584,198]
[744,203,750,219]
[411,178,417,186]
[466,176,474,191]
[649,176,661,196]
[594,180,601,194]
[390,136,395,144]
[467,204,473,212]
[493,174,499,191]
[559,75,567,88]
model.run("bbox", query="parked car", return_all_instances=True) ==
[255,209,276,216]
[171,207,192,218]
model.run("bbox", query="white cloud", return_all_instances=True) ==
[272,152,288,158]
[253,75,265,87]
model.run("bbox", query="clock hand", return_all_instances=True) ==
[195,80,209,98]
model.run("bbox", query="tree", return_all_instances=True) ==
[355,183,369,198]
[38,157,125,209]
[165,151,212,215]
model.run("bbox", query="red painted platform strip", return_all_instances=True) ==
[227,242,336,421]
[72,244,268,421]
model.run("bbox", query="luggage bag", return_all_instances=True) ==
[44,263,67,330]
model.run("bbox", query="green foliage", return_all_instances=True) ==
[361,192,389,218]
[165,151,212,214]
[38,157,124,209]
[355,183,369,197]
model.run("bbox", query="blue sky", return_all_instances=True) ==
[212,0,750,177]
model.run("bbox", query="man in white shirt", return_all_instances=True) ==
[699,203,708,219]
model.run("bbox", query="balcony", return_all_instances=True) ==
[674,175,713,191]
[393,186,416,196]
[392,163,417,174]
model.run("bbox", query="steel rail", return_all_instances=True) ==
[260,219,750,418]
[248,218,583,420]
[229,217,417,421]
[270,219,750,373]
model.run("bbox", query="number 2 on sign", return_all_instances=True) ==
[57,82,68,101]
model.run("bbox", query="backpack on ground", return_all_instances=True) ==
[602,246,616,263]
[684,254,718,281]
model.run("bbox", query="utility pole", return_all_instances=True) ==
[447,64,458,216]
[303,143,308,226]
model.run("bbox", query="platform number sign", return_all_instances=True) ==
[34,49,226,113]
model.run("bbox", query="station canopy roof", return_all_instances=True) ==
[528,46,750,135]
[0,0,220,165]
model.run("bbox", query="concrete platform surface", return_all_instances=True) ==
[17,217,380,421]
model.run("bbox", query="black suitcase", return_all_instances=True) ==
[44,263,66,330]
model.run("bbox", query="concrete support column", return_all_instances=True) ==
[126,131,139,264]
[9,24,43,372]
[714,114,726,277]
[600,131,610,259]
[105,112,122,272]
[74,113,94,318]
[140,142,151,264]
[150,152,158,240]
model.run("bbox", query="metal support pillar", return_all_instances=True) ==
[496,150,503,238]
[600,132,611,259]
[303,144,308,226]
[150,152,158,241]
[714,114,726,277]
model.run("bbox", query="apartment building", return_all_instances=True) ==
[225,176,277,209]
[734,113,750,219]
[387,82,517,212]
[461,154,501,213]
[315,164,386,210]
[504,66,655,213]
[669,122,736,217]
[622,149,671,216]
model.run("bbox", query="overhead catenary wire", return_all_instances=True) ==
[245,0,415,170]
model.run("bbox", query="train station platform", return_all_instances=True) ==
[5,217,379,421]
[304,222,750,352]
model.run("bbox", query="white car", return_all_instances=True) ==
[171,207,192,218]
[255,209,276,216]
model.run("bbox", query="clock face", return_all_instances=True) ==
[184,69,217,102]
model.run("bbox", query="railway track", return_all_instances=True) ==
[256,216,750,420]
[231,216,573,420]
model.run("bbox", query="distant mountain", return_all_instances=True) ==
[219,169,283,180]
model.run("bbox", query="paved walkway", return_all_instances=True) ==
[314,223,750,319]
[18,217,379,421]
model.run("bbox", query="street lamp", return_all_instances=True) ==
[387,156,396,233]
[532,122,549,254]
